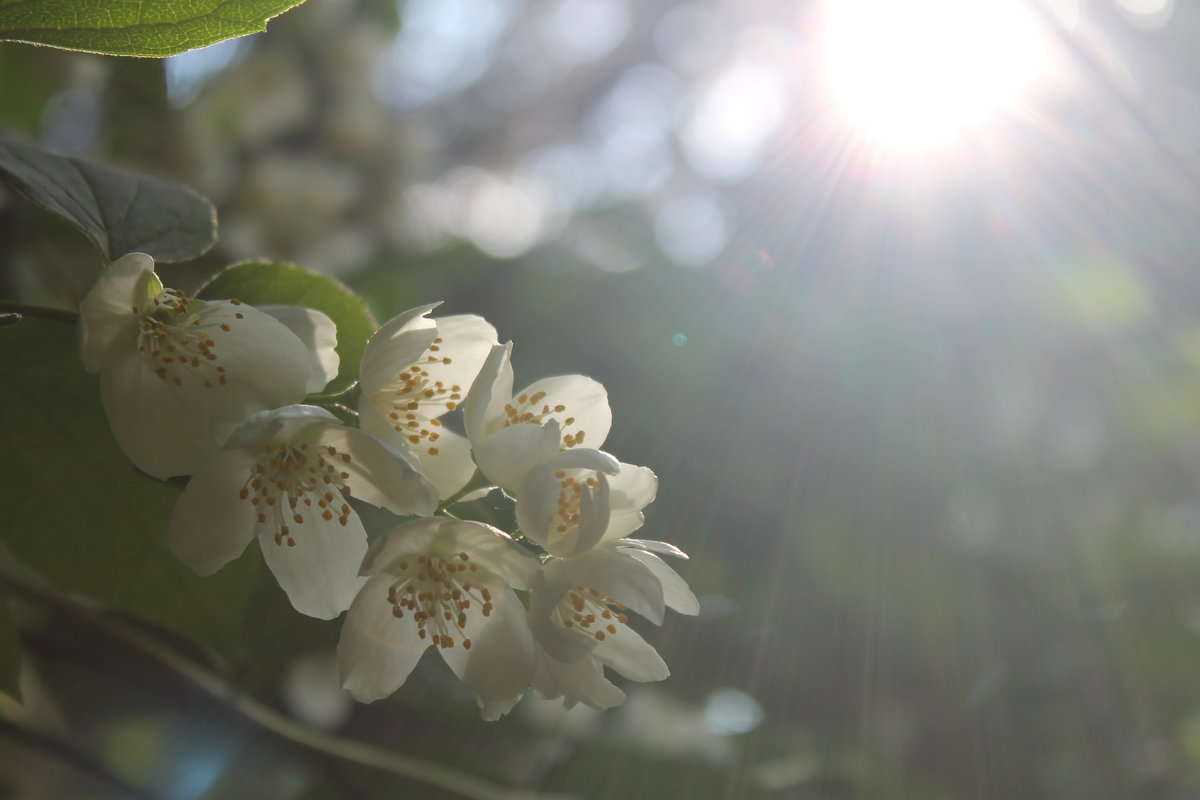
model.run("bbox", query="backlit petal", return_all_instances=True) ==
[312,425,438,516]
[100,349,217,479]
[440,587,535,716]
[78,253,158,372]
[166,449,260,574]
[259,505,367,619]
[533,649,625,710]
[358,304,438,396]
[471,421,564,493]
[338,574,427,702]
[259,305,340,394]
[591,621,669,683]
[463,342,514,443]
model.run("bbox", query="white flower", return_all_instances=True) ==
[357,304,498,498]
[166,405,438,620]
[337,517,538,720]
[529,540,699,710]
[464,343,611,493]
[516,454,660,559]
[79,253,338,480]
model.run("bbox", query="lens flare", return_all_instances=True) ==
[823,0,1050,151]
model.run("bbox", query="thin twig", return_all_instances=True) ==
[0,575,570,800]
[0,301,77,323]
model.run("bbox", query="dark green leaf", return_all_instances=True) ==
[0,137,216,262]
[198,261,377,397]
[0,586,19,701]
[0,316,260,660]
[0,0,308,58]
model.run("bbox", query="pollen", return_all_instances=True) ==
[558,586,629,645]
[136,291,249,393]
[385,551,497,650]
[241,440,359,547]
[371,339,467,458]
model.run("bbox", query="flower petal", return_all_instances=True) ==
[100,349,218,479]
[197,302,314,423]
[619,548,699,616]
[411,428,476,499]
[166,449,260,574]
[518,374,611,450]
[620,538,690,560]
[533,650,625,710]
[259,506,368,620]
[222,405,337,448]
[601,464,657,542]
[472,421,564,493]
[337,574,428,702]
[78,253,158,373]
[358,304,439,396]
[591,621,669,683]
[360,518,538,590]
[463,342,513,443]
[259,305,340,394]
[439,588,535,718]
[516,462,611,558]
[312,426,438,516]
[418,313,499,396]
[547,547,667,625]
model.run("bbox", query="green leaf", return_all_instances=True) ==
[198,261,377,397]
[0,586,20,701]
[0,0,308,58]
[0,316,260,660]
[0,138,216,262]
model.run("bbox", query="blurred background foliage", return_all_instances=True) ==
[6,0,1200,797]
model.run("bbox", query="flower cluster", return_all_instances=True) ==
[79,253,697,719]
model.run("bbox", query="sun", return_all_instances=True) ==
[823,0,1051,151]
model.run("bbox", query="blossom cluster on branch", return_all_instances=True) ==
[77,252,697,719]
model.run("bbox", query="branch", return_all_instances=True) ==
[0,575,570,800]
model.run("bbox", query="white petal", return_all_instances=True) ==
[358,304,439,396]
[601,464,657,542]
[516,463,611,558]
[224,405,339,449]
[548,448,620,473]
[419,314,499,395]
[198,302,313,423]
[78,253,158,373]
[463,342,513,443]
[609,464,657,508]
[337,574,427,702]
[533,650,625,710]
[312,426,438,516]
[517,374,611,450]
[472,421,564,493]
[259,506,368,620]
[621,538,690,560]
[100,349,218,479]
[259,305,340,394]
[360,519,538,590]
[359,517,446,575]
[548,548,667,625]
[591,623,669,683]
[166,449,260,574]
[620,548,699,616]
[412,428,477,499]
[440,589,535,714]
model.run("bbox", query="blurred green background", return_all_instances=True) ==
[6,0,1200,797]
